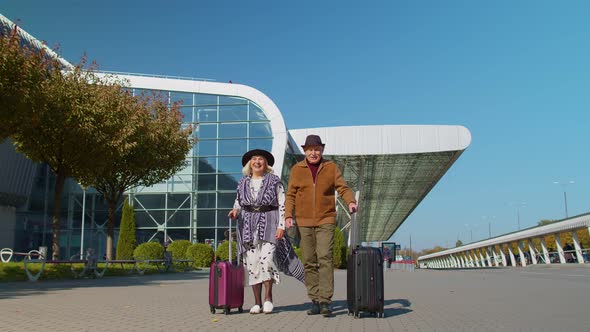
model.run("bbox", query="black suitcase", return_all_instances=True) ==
[346,213,385,318]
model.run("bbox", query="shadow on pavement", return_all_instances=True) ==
[275,298,412,318]
[0,269,209,300]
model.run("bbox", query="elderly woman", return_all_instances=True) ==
[228,149,304,314]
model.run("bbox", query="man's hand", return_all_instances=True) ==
[349,202,358,214]
[285,217,294,228]
[276,228,285,240]
[228,209,239,219]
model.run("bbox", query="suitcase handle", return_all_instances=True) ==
[228,218,241,266]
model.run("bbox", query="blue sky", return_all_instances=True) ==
[2,1,588,251]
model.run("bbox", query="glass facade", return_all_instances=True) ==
[129,89,273,248]
[12,89,273,258]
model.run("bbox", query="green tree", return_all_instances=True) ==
[115,198,136,260]
[0,24,58,139]
[456,240,463,247]
[11,60,132,259]
[78,91,193,260]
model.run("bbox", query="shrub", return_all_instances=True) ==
[116,199,136,260]
[215,240,237,262]
[133,242,164,260]
[167,240,191,260]
[333,226,348,268]
[187,243,215,267]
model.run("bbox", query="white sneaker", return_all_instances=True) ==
[263,301,274,314]
[250,304,261,314]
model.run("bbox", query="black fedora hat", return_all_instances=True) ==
[301,134,325,148]
[242,149,275,166]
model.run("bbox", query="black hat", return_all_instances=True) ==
[301,134,325,148]
[242,149,275,166]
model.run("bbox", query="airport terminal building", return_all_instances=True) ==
[0,14,471,258]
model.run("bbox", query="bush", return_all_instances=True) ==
[116,199,136,260]
[215,240,237,262]
[133,242,164,260]
[333,226,348,268]
[187,243,215,267]
[167,240,192,260]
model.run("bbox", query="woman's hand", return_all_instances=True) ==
[275,228,285,240]
[228,209,239,219]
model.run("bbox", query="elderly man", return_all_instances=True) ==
[285,134,357,317]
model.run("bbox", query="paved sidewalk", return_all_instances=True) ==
[1,265,590,331]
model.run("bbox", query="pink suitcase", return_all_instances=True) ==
[209,219,244,314]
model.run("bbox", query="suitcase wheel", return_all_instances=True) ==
[223,307,230,315]
[210,305,216,314]
[353,311,361,319]
[238,306,243,313]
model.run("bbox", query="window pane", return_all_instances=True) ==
[218,139,247,156]
[179,106,193,123]
[170,92,194,106]
[197,174,217,190]
[195,94,218,106]
[219,123,247,139]
[217,211,231,228]
[217,157,242,173]
[219,104,248,121]
[168,194,191,210]
[197,157,217,173]
[135,210,164,227]
[249,138,272,151]
[197,193,216,209]
[250,122,272,138]
[218,174,241,190]
[219,96,246,105]
[197,210,216,227]
[217,193,236,209]
[197,140,217,156]
[196,228,216,244]
[166,228,190,241]
[167,210,190,227]
[249,103,267,120]
[197,123,217,139]
[197,107,217,122]
[134,195,165,210]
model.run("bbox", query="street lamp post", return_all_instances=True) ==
[553,180,574,218]
[482,215,496,238]
[79,185,87,259]
[511,202,526,231]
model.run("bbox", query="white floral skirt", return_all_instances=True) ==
[243,241,280,286]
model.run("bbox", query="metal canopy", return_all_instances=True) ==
[330,151,463,242]
[288,125,471,243]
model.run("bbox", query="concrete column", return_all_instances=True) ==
[460,254,466,268]
[479,251,486,267]
[540,238,551,265]
[507,245,516,267]
[491,247,499,267]
[517,241,527,267]
[472,252,479,267]
[485,247,492,267]
[571,231,584,264]
[528,240,537,265]
[500,245,507,267]
[555,234,566,264]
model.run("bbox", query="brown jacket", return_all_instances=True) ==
[285,159,356,227]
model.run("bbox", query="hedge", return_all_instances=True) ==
[187,243,215,267]
[133,242,164,260]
